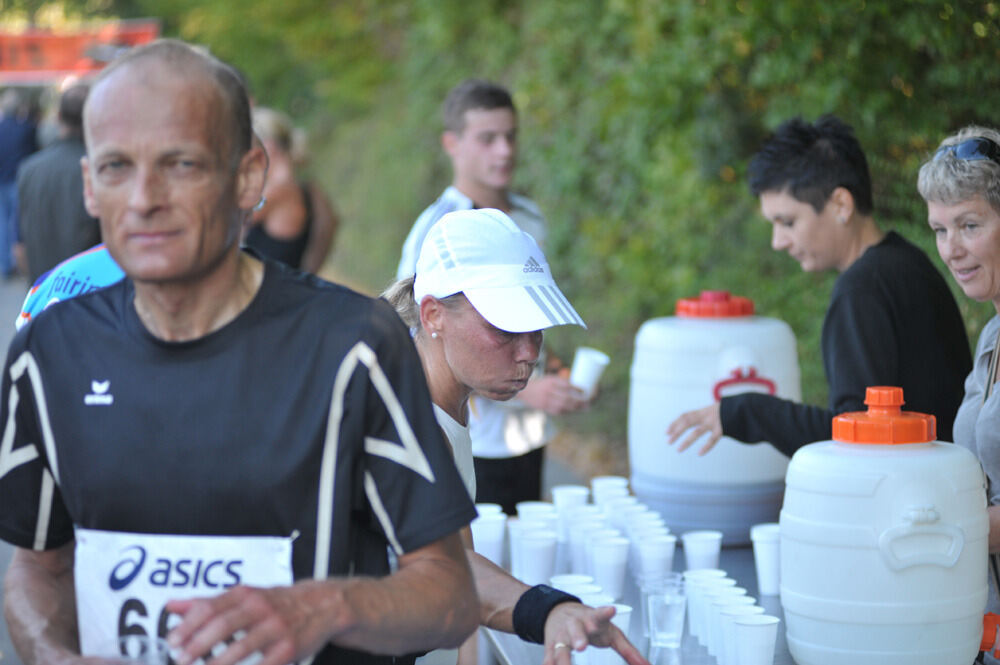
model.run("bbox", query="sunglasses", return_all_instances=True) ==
[933,137,1000,165]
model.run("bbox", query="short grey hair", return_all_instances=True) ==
[918,125,1000,215]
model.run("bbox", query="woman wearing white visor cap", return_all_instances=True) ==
[385,209,646,665]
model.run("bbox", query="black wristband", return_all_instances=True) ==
[511,584,582,644]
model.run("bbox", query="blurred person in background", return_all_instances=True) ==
[919,127,1000,663]
[386,209,646,665]
[16,83,100,283]
[0,87,38,277]
[668,114,970,456]
[398,78,589,516]
[244,106,339,273]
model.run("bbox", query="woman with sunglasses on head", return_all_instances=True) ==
[920,128,1000,652]
[669,114,971,456]
[384,209,647,665]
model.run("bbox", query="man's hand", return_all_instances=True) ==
[666,402,723,455]
[166,582,335,665]
[517,374,589,415]
[541,603,649,665]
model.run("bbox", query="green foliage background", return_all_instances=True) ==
[17,0,1000,454]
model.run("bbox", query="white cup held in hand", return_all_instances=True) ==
[750,522,781,596]
[569,346,610,398]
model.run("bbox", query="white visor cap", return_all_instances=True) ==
[413,208,586,333]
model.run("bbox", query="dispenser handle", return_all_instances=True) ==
[878,508,964,570]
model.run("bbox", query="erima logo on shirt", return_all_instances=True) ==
[523,257,544,273]
[84,380,114,406]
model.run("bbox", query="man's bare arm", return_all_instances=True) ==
[4,542,80,665]
[167,531,479,665]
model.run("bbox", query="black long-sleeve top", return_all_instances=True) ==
[720,231,971,456]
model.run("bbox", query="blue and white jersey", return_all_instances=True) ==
[16,243,124,329]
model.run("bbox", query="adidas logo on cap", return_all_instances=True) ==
[523,257,545,273]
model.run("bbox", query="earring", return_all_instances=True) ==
[431,331,439,339]
[838,216,847,224]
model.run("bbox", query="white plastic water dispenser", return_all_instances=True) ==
[781,386,989,665]
[628,290,801,544]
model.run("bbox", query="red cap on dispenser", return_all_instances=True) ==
[675,291,754,318]
[831,386,936,445]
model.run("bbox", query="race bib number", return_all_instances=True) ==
[75,528,294,664]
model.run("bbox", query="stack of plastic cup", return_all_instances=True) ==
[720,604,766,665]
[470,511,507,567]
[681,529,724,570]
[732,614,781,665]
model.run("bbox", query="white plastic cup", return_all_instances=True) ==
[686,575,735,640]
[578,591,615,608]
[733,614,781,665]
[638,572,682,638]
[569,346,610,398]
[97,636,171,664]
[568,518,608,574]
[508,517,548,578]
[682,529,723,570]
[750,522,781,596]
[550,484,590,542]
[517,528,559,586]
[475,502,504,516]
[588,603,633,665]
[516,500,558,521]
[589,536,630,601]
[708,593,755,657]
[591,475,629,494]
[647,586,686,648]
[634,533,677,580]
[470,512,507,566]
[584,527,622,577]
[700,585,746,651]
[592,486,630,510]
[721,604,766,665]
[549,573,594,593]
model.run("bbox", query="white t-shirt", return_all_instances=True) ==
[433,403,476,499]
